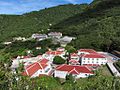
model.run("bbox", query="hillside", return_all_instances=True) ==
[0,0,120,52]
[0,4,88,42]
[51,0,120,51]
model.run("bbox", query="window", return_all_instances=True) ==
[45,68,50,73]
[83,61,85,63]
[92,58,94,60]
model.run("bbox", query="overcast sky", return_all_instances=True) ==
[0,0,93,15]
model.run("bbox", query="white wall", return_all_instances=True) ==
[71,56,79,61]
[76,73,93,78]
[55,70,94,79]
[81,57,108,65]
[55,70,68,78]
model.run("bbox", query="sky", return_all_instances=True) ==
[0,0,93,15]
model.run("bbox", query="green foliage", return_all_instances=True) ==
[51,0,120,52]
[53,56,65,64]
[0,61,120,90]
[0,4,87,42]
[31,76,61,90]
[65,45,76,54]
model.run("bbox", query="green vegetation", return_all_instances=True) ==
[1,62,119,90]
[53,56,66,65]
[0,4,87,42]
[0,0,120,89]
[65,45,76,64]
[51,0,120,52]
[114,61,120,73]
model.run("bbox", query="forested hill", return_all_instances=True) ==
[0,4,88,42]
[0,0,120,52]
[51,0,120,51]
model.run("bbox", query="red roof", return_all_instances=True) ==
[22,62,48,77]
[70,53,78,57]
[69,60,79,64]
[46,51,63,55]
[39,59,49,64]
[23,56,31,59]
[78,49,97,54]
[83,54,105,58]
[56,64,93,74]
[69,69,79,74]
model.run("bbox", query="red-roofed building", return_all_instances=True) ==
[39,58,49,64]
[69,60,80,65]
[22,60,53,78]
[80,54,107,65]
[70,53,79,61]
[78,49,97,55]
[54,64,94,79]
[43,50,65,61]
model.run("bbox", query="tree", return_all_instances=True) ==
[53,56,65,64]
[65,45,76,64]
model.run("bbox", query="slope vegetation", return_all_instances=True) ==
[51,0,120,51]
[0,4,87,42]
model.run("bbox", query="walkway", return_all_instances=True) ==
[98,52,120,77]
[107,62,120,77]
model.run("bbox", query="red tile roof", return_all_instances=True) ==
[23,56,31,59]
[39,59,49,64]
[70,53,78,57]
[83,54,105,58]
[78,49,97,54]
[22,62,48,77]
[46,51,63,55]
[69,60,79,64]
[56,64,93,74]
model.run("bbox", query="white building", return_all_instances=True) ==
[11,55,43,69]
[60,36,75,47]
[54,64,94,79]
[31,33,48,41]
[13,37,26,41]
[80,54,108,66]
[22,59,53,78]
[48,32,62,38]
[3,41,12,45]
